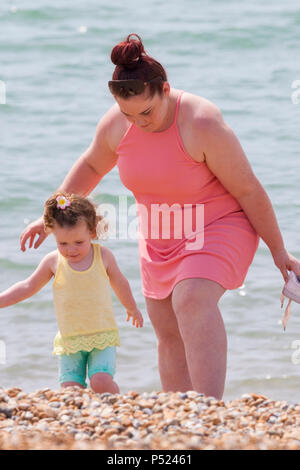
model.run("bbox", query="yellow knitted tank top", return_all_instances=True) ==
[52,243,120,355]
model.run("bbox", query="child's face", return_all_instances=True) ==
[53,219,94,263]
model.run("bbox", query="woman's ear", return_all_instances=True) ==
[163,81,170,97]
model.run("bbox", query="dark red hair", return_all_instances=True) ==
[110,33,168,98]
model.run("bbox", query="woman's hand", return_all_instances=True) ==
[20,217,48,252]
[272,248,300,282]
[126,307,144,328]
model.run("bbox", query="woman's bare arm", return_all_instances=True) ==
[20,107,122,251]
[195,106,284,255]
[188,99,300,280]
[59,110,120,195]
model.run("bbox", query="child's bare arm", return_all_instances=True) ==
[0,252,56,308]
[101,246,143,327]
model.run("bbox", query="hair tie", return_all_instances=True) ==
[56,195,70,210]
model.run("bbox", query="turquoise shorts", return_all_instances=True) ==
[58,347,116,388]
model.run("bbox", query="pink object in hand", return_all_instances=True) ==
[281,271,300,331]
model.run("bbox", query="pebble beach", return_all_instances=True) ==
[1,387,300,450]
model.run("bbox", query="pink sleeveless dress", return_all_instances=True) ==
[116,91,260,299]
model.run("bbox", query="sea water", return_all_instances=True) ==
[1,0,300,402]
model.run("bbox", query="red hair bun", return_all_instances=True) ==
[111,33,145,68]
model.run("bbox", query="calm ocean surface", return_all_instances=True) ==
[1,0,300,402]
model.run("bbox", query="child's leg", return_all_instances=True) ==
[59,351,88,389]
[90,372,120,394]
[61,381,85,389]
[88,347,119,394]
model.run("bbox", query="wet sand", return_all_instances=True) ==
[1,387,300,450]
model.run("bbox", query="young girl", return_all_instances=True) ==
[0,192,143,393]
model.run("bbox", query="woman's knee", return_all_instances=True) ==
[146,295,182,343]
[172,278,225,319]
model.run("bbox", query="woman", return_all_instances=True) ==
[20,34,300,399]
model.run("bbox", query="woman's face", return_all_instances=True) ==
[114,82,171,132]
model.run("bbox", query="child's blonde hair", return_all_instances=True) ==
[43,192,107,238]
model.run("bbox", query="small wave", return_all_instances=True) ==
[0,258,35,271]
[8,7,62,21]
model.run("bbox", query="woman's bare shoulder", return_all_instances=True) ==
[180,90,222,122]
[176,90,224,163]
[96,104,129,152]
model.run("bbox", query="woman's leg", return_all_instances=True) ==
[172,278,227,399]
[145,294,193,392]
